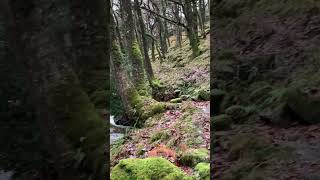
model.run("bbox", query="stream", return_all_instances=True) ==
[110,115,130,144]
[0,170,14,180]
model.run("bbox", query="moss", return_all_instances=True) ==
[194,163,210,180]
[287,86,320,124]
[136,144,145,156]
[225,105,249,123]
[141,101,166,120]
[150,131,170,143]
[47,75,105,177]
[179,148,209,167]
[198,89,210,101]
[229,133,290,162]
[110,157,193,180]
[170,98,182,103]
[211,114,232,131]
[89,89,108,108]
[111,138,125,161]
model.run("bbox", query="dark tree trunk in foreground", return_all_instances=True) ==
[9,0,108,179]
[134,0,154,82]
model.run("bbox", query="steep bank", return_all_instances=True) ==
[212,1,320,179]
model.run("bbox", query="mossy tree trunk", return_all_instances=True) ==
[120,0,148,92]
[111,16,143,121]
[70,0,109,110]
[174,3,182,48]
[182,0,200,57]
[134,0,154,83]
[9,0,108,179]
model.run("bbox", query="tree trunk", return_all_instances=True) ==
[9,0,108,179]
[120,0,148,92]
[134,0,154,82]
[174,4,182,48]
[183,0,200,57]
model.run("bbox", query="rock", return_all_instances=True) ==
[211,114,232,131]
[194,163,210,180]
[179,148,209,167]
[111,157,192,180]
[258,88,292,127]
[225,105,249,123]
[287,87,320,124]
[170,98,182,103]
[198,89,210,101]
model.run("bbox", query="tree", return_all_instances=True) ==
[7,0,109,179]
[134,0,155,82]
[120,0,148,92]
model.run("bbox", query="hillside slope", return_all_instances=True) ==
[110,33,210,179]
[212,1,320,179]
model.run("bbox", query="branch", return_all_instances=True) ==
[141,6,188,30]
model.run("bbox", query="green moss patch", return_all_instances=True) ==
[150,131,170,143]
[179,148,209,167]
[194,163,210,180]
[111,157,193,180]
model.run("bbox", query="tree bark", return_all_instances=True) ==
[9,0,108,179]
[134,0,154,82]
[120,0,148,91]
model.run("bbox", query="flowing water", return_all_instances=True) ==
[0,170,14,180]
[110,115,130,144]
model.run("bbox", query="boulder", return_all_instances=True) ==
[111,157,192,180]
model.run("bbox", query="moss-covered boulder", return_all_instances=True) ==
[179,148,209,167]
[228,133,286,162]
[198,89,210,101]
[258,88,292,127]
[287,87,320,124]
[140,100,167,121]
[194,163,210,180]
[110,157,193,180]
[225,105,249,123]
[170,98,183,103]
[211,114,232,131]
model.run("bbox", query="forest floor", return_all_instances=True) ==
[213,121,320,180]
[110,33,210,176]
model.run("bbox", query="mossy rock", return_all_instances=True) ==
[211,114,232,131]
[111,157,193,180]
[225,105,249,123]
[194,163,210,180]
[170,98,183,103]
[287,87,320,124]
[258,88,292,127]
[198,89,210,101]
[179,148,209,167]
[228,133,289,162]
[150,131,170,143]
[140,101,167,121]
